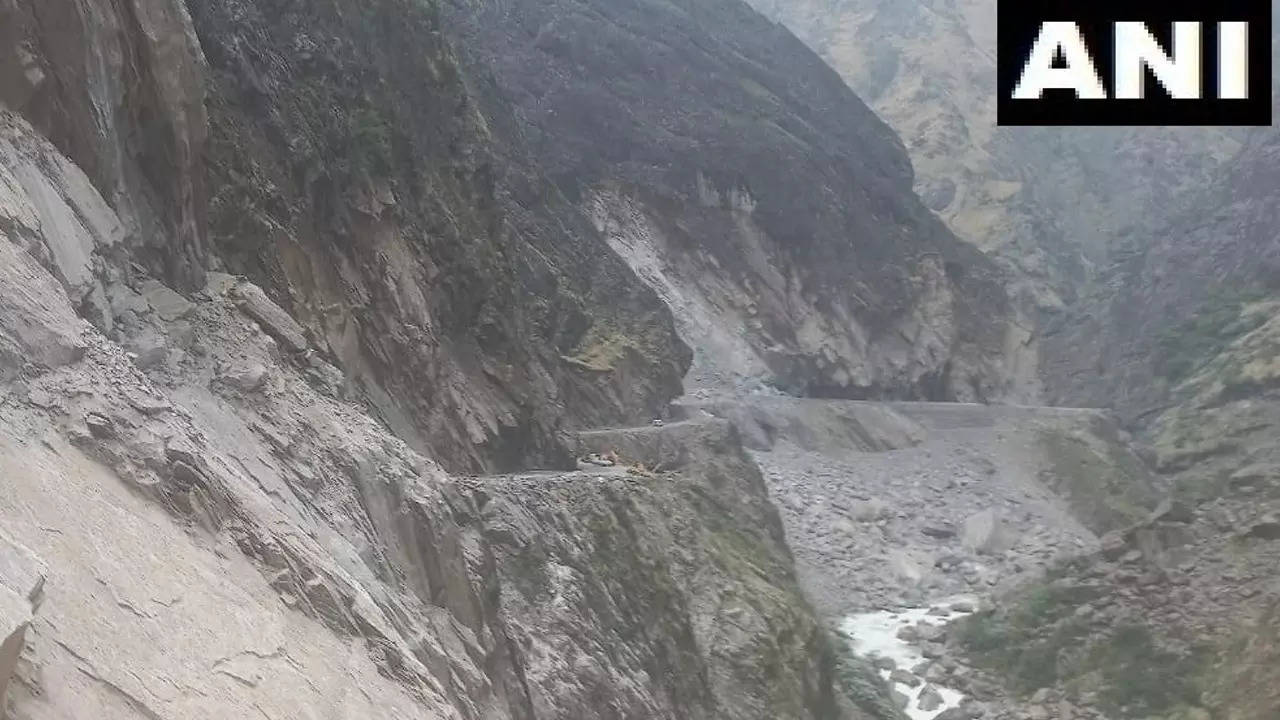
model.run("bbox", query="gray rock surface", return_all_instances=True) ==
[962,509,1014,556]
[0,533,43,712]
[229,282,309,353]
[0,586,31,714]
[714,396,1151,616]
[443,0,1016,405]
[749,0,1245,402]
[0,96,891,719]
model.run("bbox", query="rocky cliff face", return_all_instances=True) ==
[0,0,1008,716]
[442,0,1014,403]
[0,0,210,291]
[2,0,691,476]
[1042,130,1280,420]
[0,102,904,718]
[959,103,1280,720]
[737,4,1280,718]
[747,0,1244,398]
[189,0,697,473]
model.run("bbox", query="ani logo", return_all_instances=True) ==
[997,0,1272,126]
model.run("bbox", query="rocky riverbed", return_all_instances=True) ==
[840,596,978,719]
[718,398,1146,617]
[685,395,1164,719]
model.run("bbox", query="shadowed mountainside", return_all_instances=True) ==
[443,0,1016,403]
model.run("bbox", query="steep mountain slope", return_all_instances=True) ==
[735,3,1280,717]
[0,0,1031,717]
[188,0,697,473]
[943,130,1280,720]
[1042,129,1280,485]
[0,100,892,720]
[747,0,1242,360]
[2,0,691,475]
[442,0,1016,403]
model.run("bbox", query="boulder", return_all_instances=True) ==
[916,621,945,642]
[231,281,308,352]
[892,689,910,709]
[962,509,1014,555]
[139,279,194,321]
[918,684,945,711]
[890,668,921,687]
[0,586,30,709]
[1147,497,1194,524]
[1099,531,1128,560]
[105,282,150,316]
[1243,515,1280,540]
[851,498,890,521]
[123,328,169,368]
[220,362,268,392]
[0,242,87,376]
[0,534,44,708]
[1228,464,1278,491]
[888,550,925,584]
[201,272,240,299]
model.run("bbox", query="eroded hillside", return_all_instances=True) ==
[741,3,1280,718]
[0,99,907,719]
[443,0,1016,403]
[747,0,1244,386]
[0,0,1024,717]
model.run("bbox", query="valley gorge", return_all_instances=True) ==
[0,1,1276,720]
[743,1,1280,718]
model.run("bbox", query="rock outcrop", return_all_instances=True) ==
[1,0,692,475]
[747,0,1248,403]
[0,0,1014,714]
[0,533,44,716]
[187,0,698,473]
[442,0,1014,403]
[0,103,898,717]
[0,0,209,290]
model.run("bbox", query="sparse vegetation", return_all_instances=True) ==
[1085,624,1210,717]
[1036,425,1156,534]
[828,632,909,720]
[956,583,1097,693]
[957,582,1213,718]
[350,107,393,175]
[1155,285,1268,382]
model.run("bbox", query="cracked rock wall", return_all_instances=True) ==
[443,0,1016,403]
[0,98,881,720]
[0,0,1032,717]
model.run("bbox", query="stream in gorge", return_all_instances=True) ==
[841,595,979,720]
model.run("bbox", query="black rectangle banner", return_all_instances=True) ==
[997,0,1272,126]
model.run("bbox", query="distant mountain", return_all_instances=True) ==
[748,0,1243,367]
